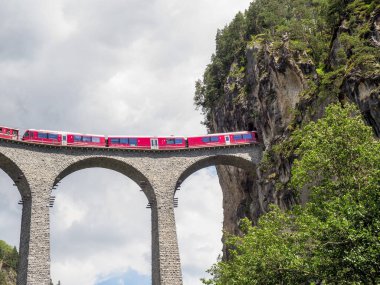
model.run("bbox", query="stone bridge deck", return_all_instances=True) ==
[0,138,262,285]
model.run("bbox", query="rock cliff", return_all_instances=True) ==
[195,0,380,251]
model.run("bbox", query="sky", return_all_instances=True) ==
[0,0,252,284]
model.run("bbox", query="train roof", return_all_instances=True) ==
[25,129,105,137]
[108,135,185,138]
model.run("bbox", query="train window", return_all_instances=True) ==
[233,135,243,140]
[83,136,91,142]
[38,133,48,139]
[167,138,175,145]
[48,133,58,140]
[120,138,129,144]
[129,138,137,145]
[210,136,219,142]
[24,131,29,137]
[110,138,120,144]
[243,133,252,139]
[202,137,210,143]
[0,128,2,133]
[175,138,183,144]
[92,137,100,143]
[6,129,10,134]
[74,135,82,142]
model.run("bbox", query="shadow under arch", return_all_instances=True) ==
[177,155,257,188]
[54,157,155,201]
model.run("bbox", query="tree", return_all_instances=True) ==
[202,103,380,284]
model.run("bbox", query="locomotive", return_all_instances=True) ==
[0,125,258,150]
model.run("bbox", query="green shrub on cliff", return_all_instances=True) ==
[0,240,18,271]
[202,103,380,284]
[0,240,18,285]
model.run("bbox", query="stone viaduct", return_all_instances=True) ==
[0,137,262,285]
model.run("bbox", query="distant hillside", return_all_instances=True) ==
[0,240,18,285]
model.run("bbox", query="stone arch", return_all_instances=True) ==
[174,154,258,271]
[53,156,155,201]
[176,154,256,190]
[50,156,154,283]
[0,152,30,198]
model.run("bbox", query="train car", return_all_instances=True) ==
[22,129,106,147]
[187,131,257,148]
[22,129,62,145]
[107,136,186,150]
[0,126,19,140]
[64,133,106,147]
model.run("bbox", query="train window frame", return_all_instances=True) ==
[167,138,175,145]
[92,137,101,143]
[120,138,129,144]
[74,135,82,142]
[110,138,120,144]
[233,135,243,140]
[38,133,48,139]
[175,138,183,144]
[202,137,210,143]
[129,138,137,145]
[82,136,92,142]
[48,133,58,140]
[243,133,253,140]
[210,136,219,142]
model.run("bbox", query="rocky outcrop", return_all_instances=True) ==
[205,4,380,249]
[210,39,309,239]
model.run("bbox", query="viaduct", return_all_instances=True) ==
[0,137,262,285]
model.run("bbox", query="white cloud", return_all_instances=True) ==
[0,0,252,284]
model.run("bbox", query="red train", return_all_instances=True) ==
[0,126,258,150]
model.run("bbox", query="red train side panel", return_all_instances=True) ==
[65,133,106,147]
[187,131,257,148]
[107,136,152,149]
[22,130,106,147]
[0,126,19,140]
[22,129,62,145]
[107,136,186,150]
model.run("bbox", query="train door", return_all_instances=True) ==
[12,130,18,140]
[225,135,231,145]
[62,134,67,146]
[150,138,159,149]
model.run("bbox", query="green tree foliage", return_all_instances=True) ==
[202,103,380,284]
[195,0,379,128]
[0,240,18,271]
[195,0,332,127]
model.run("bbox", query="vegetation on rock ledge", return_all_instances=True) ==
[202,103,380,285]
[195,0,379,129]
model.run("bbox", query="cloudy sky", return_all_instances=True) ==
[0,0,252,284]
